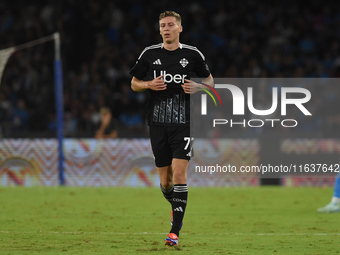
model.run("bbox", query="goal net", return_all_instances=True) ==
[0,33,65,185]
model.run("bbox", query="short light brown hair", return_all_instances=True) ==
[100,107,111,115]
[159,11,181,26]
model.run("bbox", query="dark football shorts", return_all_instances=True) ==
[149,125,193,167]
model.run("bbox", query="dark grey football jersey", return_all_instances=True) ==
[130,43,210,126]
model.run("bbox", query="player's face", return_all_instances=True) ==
[159,16,182,44]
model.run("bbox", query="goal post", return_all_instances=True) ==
[53,33,65,186]
[0,32,65,185]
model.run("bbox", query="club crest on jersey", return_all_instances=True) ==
[154,70,187,84]
[179,58,189,68]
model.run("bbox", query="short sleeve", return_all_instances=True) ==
[129,51,149,80]
[193,51,211,78]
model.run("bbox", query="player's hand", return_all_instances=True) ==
[147,75,167,91]
[182,79,199,94]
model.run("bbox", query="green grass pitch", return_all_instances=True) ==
[0,186,339,254]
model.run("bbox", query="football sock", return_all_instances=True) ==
[331,196,340,204]
[333,173,340,199]
[160,184,174,204]
[170,184,188,236]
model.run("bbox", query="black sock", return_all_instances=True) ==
[170,184,188,236]
[160,184,173,204]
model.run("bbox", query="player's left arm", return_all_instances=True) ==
[201,74,214,89]
[182,50,213,94]
[182,74,214,94]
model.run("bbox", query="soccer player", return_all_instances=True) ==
[130,11,213,246]
[317,171,340,213]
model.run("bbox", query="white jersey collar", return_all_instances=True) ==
[161,43,183,49]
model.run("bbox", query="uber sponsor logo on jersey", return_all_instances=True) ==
[153,70,187,84]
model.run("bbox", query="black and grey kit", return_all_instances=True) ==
[130,42,211,239]
[130,43,210,126]
[130,43,210,166]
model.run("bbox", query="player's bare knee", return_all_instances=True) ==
[173,171,187,184]
[161,180,173,190]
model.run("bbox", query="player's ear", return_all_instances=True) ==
[179,25,183,33]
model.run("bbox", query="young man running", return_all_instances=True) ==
[130,11,213,246]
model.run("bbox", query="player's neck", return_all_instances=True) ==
[163,41,180,51]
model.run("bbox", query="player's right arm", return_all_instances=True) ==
[131,75,167,92]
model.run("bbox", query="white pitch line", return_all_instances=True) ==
[0,231,169,235]
[1,231,340,236]
[213,233,340,236]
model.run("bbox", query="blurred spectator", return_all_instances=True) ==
[10,99,29,131]
[118,96,144,133]
[1,0,340,137]
[95,107,118,139]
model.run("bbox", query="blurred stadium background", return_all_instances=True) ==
[1,0,340,187]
